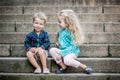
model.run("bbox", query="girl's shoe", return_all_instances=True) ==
[43,68,50,74]
[55,68,68,74]
[34,68,41,74]
[85,67,93,74]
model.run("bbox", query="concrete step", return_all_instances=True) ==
[0,5,120,15]
[24,5,120,14]
[0,44,120,57]
[0,57,120,73]
[0,22,120,32]
[0,73,120,80]
[23,6,102,14]
[0,0,120,6]
[0,32,120,44]
[0,6,23,15]
[104,5,120,13]
[0,44,110,57]
[0,6,102,15]
[0,13,120,22]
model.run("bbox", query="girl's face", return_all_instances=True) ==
[33,17,45,33]
[58,16,67,29]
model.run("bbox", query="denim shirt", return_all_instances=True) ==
[24,30,50,51]
[58,29,80,57]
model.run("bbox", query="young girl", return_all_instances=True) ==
[24,12,50,74]
[49,9,93,74]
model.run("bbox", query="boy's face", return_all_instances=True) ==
[33,17,45,33]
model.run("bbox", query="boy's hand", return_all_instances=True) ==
[35,47,44,54]
[29,47,37,53]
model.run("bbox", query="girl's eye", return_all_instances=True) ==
[35,22,38,24]
[40,23,43,25]
[58,21,61,23]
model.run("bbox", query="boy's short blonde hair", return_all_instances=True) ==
[33,12,47,24]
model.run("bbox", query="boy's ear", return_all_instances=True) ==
[43,19,46,24]
[44,21,46,24]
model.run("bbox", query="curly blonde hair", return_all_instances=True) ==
[58,9,84,45]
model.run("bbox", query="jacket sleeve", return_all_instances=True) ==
[24,35,32,51]
[59,31,78,57]
[41,32,50,50]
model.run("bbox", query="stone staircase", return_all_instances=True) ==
[0,0,120,80]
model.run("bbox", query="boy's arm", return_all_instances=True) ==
[41,32,50,50]
[24,35,32,51]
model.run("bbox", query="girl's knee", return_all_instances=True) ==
[49,48,56,54]
[63,58,69,65]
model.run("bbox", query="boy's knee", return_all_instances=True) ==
[37,48,46,56]
[38,51,44,56]
[26,51,33,57]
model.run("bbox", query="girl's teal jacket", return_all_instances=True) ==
[58,29,80,57]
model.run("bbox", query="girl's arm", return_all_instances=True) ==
[59,31,79,57]
[55,33,59,47]
[56,41,60,48]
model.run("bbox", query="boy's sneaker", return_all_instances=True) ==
[85,67,93,74]
[34,68,41,74]
[55,68,68,74]
[43,68,50,74]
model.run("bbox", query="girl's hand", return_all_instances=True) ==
[56,42,60,47]
[56,54,62,61]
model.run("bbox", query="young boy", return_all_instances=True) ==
[24,12,50,74]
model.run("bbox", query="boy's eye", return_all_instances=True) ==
[35,22,43,25]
